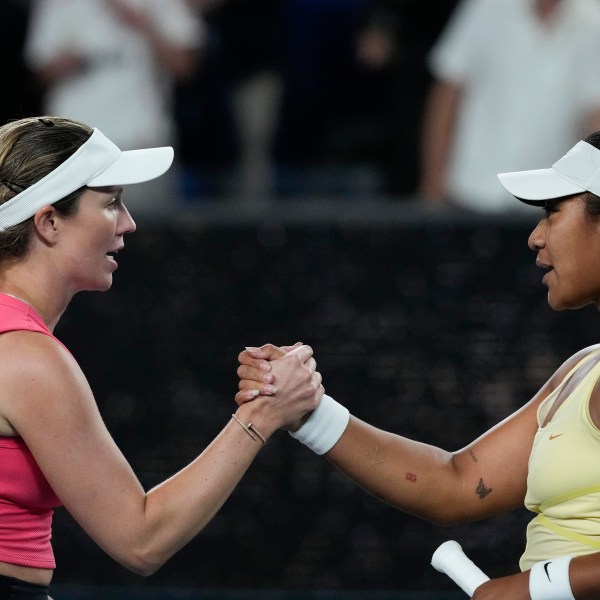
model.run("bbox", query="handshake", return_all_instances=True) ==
[233,343,349,453]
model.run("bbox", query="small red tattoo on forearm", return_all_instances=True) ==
[405,472,417,483]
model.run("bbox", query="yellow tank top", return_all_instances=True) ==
[520,349,600,570]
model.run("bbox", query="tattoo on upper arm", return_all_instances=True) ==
[476,478,492,499]
[469,450,478,463]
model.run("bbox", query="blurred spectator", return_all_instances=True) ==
[177,0,457,201]
[272,0,457,198]
[419,0,600,213]
[351,0,458,196]
[0,0,39,124]
[176,0,283,201]
[272,0,370,197]
[25,0,205,212]
[179,0,376,200]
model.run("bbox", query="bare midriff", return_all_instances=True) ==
[0,560,53,585]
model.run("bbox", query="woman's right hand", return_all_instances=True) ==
[235,344,323,433]
[236,343,300,402]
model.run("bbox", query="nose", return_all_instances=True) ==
[119,204,136,235]
[528,221,545,251]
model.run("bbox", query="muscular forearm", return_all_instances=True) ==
[89,346,321,574]
[92,398,280,575]
[324,411,530,527]
[133,412,267,575]
[325,416,470,525]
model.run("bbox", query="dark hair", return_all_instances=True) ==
[583,131,600,218]
[0,116,93,259]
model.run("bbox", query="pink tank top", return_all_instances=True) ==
[0,294,62,569]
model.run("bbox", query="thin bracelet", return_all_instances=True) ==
[231,414,267,445]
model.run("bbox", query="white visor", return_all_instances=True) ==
[0,128,174,231]
[497,140,600,205]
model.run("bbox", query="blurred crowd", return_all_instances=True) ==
[4,0,600,213]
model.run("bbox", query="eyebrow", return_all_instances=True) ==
[88,185,123,197]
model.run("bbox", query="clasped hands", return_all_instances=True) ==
[236,343,324,432]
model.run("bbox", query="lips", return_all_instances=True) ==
[535,258,553,285]
[538,264,554,287]
[106,245,124,258]
[536,258,553,272]
[106,245,124,264]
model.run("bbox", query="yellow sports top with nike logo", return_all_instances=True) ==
[521,349,600,570]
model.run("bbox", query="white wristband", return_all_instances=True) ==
[529,556,575,600]
[289,394,349,455]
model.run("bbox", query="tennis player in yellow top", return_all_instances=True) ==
[237,131,600,599]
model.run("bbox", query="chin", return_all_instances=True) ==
[545,289,569,310]
[84,277,114,293]
[99,279,114,292]
[547,293,591,312]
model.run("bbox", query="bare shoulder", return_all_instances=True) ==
[0,330,93,437]
[0,329,84,387]
[456,345,600,487]
[544,344,600,392]
[575,344,600,429]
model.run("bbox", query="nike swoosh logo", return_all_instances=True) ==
[549,433,563,440]
[543,561,552,581]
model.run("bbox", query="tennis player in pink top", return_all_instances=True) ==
[0,115,323,599]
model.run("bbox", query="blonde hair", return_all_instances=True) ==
[0,116,93,258]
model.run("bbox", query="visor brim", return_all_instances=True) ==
[497,168,586,205]
[88,146,174,187]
